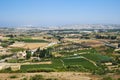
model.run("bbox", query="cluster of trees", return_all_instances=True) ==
[6,34,16,38]
[0,40,15,47]
[80,36,90,39]
[22,47,53,60]
[96,35,117,40]
[53,35,64,41]
[35,48,52,58]
[32,47,53,58]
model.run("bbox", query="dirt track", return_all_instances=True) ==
[0,72,101,80]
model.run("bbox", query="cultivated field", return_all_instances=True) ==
[64,38,104,47]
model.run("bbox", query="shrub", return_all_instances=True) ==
[30,75,44,80]
[93,68,106,75]
[101,76,113,80]
[0,67,12,73]
[10,75,17,78]
[27,68,56,72]
[0,43,8,47]
[46,78,58,80]
[118,78,120,80]
[116,69,120,74]
[22,77,27,80]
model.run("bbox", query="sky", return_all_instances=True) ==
[0,0,120,27]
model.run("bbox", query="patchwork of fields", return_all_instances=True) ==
[0,28,120,80]
[21,50,111,72]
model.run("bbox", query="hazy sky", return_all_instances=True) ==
[0,0,120,26]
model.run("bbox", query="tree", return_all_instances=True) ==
[6,34,14,38]
[36,47,40,53]
[118,43,120,48]
[0,43,8,47]
[38,48,53,58]
[33,47,53,58]
[33,47,40,57]
[111,36,117,40]
[115,56,120,64]
[26,50,31,59]
[46,47,53,57]
[39,49,46,58]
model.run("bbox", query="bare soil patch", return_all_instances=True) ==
[10,42,49,49]
[23,43,48,49]
[64,38,104,47]
[0,72,100,80]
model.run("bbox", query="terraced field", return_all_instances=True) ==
[63,56,97,70]
[20,58,63,72]
[16,46,113,74]
[20,56,98,72]
[80,53,112,63]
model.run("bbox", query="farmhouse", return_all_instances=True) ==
[107,65,119,71]
[104,62,112,66]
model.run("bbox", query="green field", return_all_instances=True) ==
[21,58,63,72]
[80,53,112,63]
[21,56,98,72]
[63,57,97,70]
[20,48,113,72]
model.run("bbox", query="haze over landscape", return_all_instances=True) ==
[0,0,120,27]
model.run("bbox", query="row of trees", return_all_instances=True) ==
[96,35,117,40]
